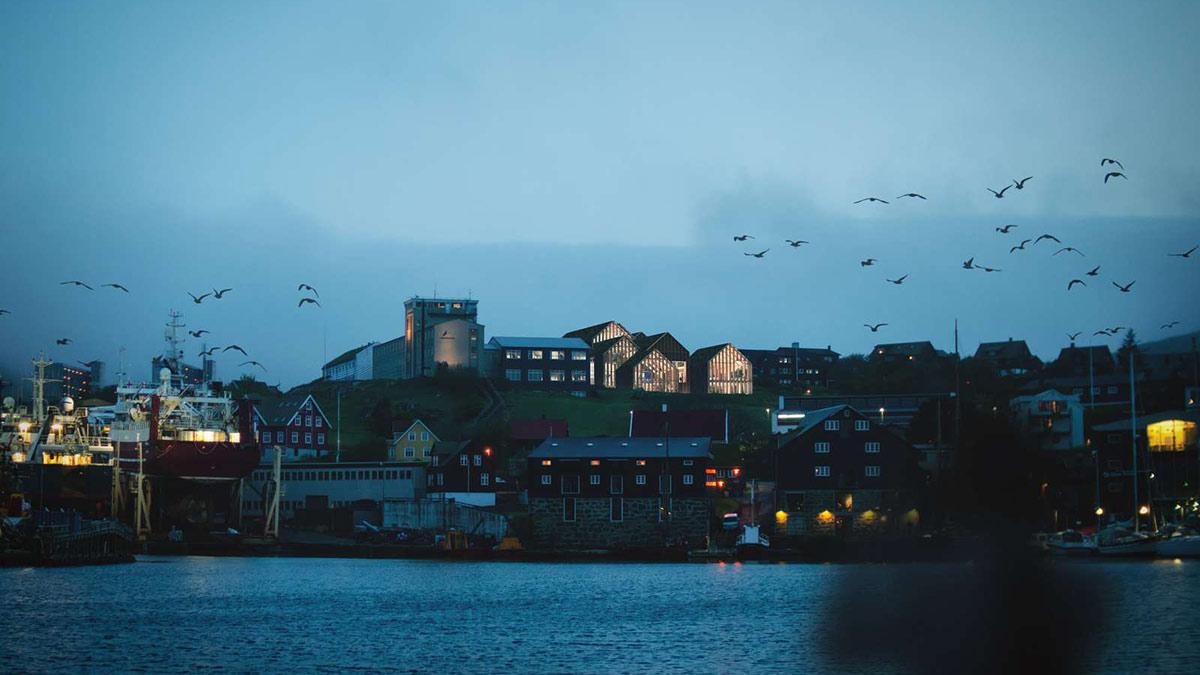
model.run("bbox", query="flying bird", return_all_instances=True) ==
[1168,245,1197,258]
[784,240,809,247]
[853,197,889,204]
[212,287,233,299]
[0,309,9,316]
[298,297,322,307]
[996,224,1017,233]
[896,193,926,200]
[297,283,320,297]
[102,283,129,293]
[1010,239,1032,253]
[863,323,888,332]
[962,257,976,270]
[189,330,210,338]
[1067,332,1082,342]
[1104,171,1126,184]
[240,361,267,371]
[744,250,769,258]
[1034,234,1061,245]
[1012,177,1033,190]
[1067,279,1086,290]
[886,275,908,285]
[1086,266,1101,277]
[199,347,219,357]
[1161,321,1179,329]
[1100,158,1124,170]
[980,266,1001,273]
[188,291,211,304]
[733,235,754,242]
[222,345,248,355]
[1054,247,1085,257]
[1112,281,1135,293]
[987,185,1011,199]
[56,338,72,345]
[1093,331,1109,337]
[860,259,877,267]
[1109,326,1126,334]
[60,280,94,290]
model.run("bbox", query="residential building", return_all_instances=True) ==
[616,347,680,393]
[1047,345,1115,377]
[253,394,334,462]
[509,418,569,453]
[428,439,502,507]
[487,336,591,396]
[743,344,839,389]
[632,332,690,391]
[688,344,753,395]
[871,341,939,363]
[526,436,713,550]
[974,338,1041,376]
[387,419,440,462]
[773,393,950,433]
[1009,390,1085,451]
[1092,409,1200,522]
[630,409,729,444]
[371,336,404,380]
[404,297,484,378]
[774,405,922,538]
[322,343,375,382]
[242,461,425,523]
[1024,374,1133,408]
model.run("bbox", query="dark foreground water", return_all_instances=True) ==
[1,556,1197,674]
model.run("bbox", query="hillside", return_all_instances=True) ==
[1138,330,1200,354]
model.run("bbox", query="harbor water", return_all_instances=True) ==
[2,556,1198,673]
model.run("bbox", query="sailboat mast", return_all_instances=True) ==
[1129,352,1138,532]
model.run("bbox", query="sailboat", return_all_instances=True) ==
[1096,353,1160,557]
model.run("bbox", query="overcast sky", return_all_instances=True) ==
[2,1,1197,391]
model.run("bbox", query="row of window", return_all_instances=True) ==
[538,474,695,492]
[251,468,414,482]
[404,430,431,441]
[425,473,490,487]
[504,349,589,361]
[262,431,325,445]
[814,441,880,453]
[396,447,432,458]
[813,465,881,477]
[504,369,589,383]
[243,498,362,512]
[822,419,872,432]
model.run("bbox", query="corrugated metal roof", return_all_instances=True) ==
[530,436,711,459]
[488,336,590,350]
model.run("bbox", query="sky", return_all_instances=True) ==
[1,1,1198,391]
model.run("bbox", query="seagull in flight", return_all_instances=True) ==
[240,360,267,371]
[199,347,219,357]
[1093,330,1109,337]
[980,266,1002,273]
[1067,332,1082,342]
[1067,279,1087,290]
[853,197,889,204]
[298,297,322,307]
[212,287,233,299]
[60,280,94,290]
[1112,281,1135,293]
[1086,266,1101,277]
[733,234,754,242]
[1161,321,1179,329]
[1109,326,1126,334]
[102,283,130,293]
[860,258,877,267]
[297,283,320,297]
[896,193,926,200]
[962,257,976,270]
[1054,247,1085,257]
[886,275,908,285]
[863,323,888,332]
[744,250,769,259]
[1104,171,1126,184]
[189,329,210,338]
[987,185,1011,199]
[1101,158,1124,170]
[188,291,211,304]
[222,344,248,355]
[784,240,809,247]
[1012,177,1033,190]
[1169,245,1197,258]
[1034,234,1061,245]
[996,224,1017,233]
[56,338,72,345]
[0,309,9,316]
[1010,239,1032,253]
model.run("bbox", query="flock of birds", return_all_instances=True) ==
[1,281,327,377]
[732,161,1196,342]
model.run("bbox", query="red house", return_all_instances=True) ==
[254,394,334,462]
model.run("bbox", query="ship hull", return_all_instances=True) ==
[116,440,259,481]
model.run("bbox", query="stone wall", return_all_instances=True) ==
[530,497,708,550]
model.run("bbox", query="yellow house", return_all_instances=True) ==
[388,419,440,463]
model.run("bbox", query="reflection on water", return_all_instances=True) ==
[1,557,1197,674]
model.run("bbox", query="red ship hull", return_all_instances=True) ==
[116,440,260,481]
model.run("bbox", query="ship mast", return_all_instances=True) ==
[27,354,57,424]
[164,310,186,389]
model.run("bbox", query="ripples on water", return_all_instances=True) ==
[1,557,1197,674]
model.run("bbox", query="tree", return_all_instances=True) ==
[1116,329,1139,367]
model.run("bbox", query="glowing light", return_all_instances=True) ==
[636,460,647,466]
[18,421,30,432]
[817,510,834,523]
[51,423,63,432]
[731,468,741,477]
[589,459,599,466]
[484,447,493,457]
[1138,505,1151,515]
[1095,507,1104,516]
[775,510,788,525]
[541,460,552,466]
[705,468,717,474]
[717,480,725,488]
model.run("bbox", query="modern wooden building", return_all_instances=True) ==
[632,332,690,391]
[616,348,680,393]
[774,405,921,538]
[526,436,712,550]
[590,335,640,389]
[688,344,753,395]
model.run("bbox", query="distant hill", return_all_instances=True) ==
[1139,330,1200,354]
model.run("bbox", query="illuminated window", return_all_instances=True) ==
[529,350,543,360]
[824,420,840,431]
[550,370,565,382]
[571,370,587,382]
[636,459,647,466]
[815,442,830,454]
[505,350,522,360]
[865,442,880,453]
[814,465,831,477]
[865,465,881,477]
[550,350,565,360]
[572,351,587,361]
[1147,420,1197,453]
